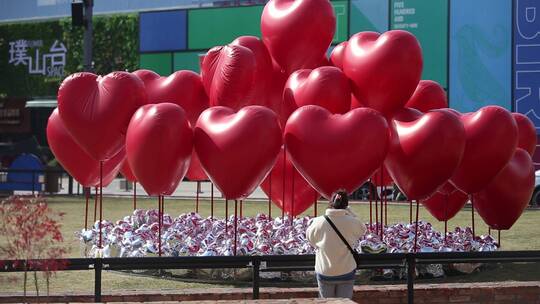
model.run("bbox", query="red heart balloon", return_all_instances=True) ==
[261,0,335,75]
[231,36,274,106]
[185,150,208,181]
[343,31,422,116]
[120,159,137,182]
[385,110,466,200]
[421,182,468,222]
[330,41,348,70]
[512,113,537,156]
[194,106,282,199]
[126,103,193,196]
[284,106,389,199]
[260,148,319,216]
[472,148,534,230]
[450,106,518,194]
[283,66,351,115]
[133,69,209,125]
[58,72,147,161]
[201,45,256,110]
[405,80,448,112]
[47,109,125,187]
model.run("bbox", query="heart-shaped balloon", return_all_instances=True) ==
[126,103,193,196]
[283,66,351,115]
[120,159,137,182]
[450,106,518,194]
[260,147,319,216]
[201,45,256,110]
[284,105,389,199]
[133,69,209,125]
[194,106,282,199]
[472,148,534,230]
[185,150,208,181]
[512,113,537,156]
[385,110,466,200]
[421,182,468,222]
[405,80,448,112]
[231,36,274,106]
[343,30,422,116]
[261,0,335,75]
[47,109,125,187]
[58,72,147,161]
[330,41,348,70]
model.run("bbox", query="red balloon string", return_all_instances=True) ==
[210,183,214,219]
[291,163,295,223]
[498,230,501,248]
[409,200,412,224]
[196,181,200,214]
[225,199,229,233]
[93,186,98,223]
[414,200,419,253]
[158,195,162,257]
[240,200,243,218]
[268,174,272,218]
[84,187,89,230]
[99,161,103,249]
[488,227,491,235]
[369,178,372,227]
[133,181,137,210]
[375,187,379,234]
[471,195,476,238]
[384,187,388,227]
[444,194,448,243]
[234,199,238,256]
[282,146,286,219]
[380,168,384,239]
[314,192,318,217]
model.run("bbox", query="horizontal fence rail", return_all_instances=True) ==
[2,251,540,303]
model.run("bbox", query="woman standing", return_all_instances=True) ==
[306,189,365,299]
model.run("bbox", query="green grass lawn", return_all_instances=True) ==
[1,195,540,294]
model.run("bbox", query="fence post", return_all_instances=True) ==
[94,259,102,302]
[406,254,415,304]
[252,258,261,299]
[69,175,74,195]
[32,171,35,195]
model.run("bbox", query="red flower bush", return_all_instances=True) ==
[0,195,67,297]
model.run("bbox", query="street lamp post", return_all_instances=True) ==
[83,0,93,72]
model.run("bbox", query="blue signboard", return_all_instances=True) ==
[514,0,540,133]
[0,0,214,23]
[140,10,187,52]
[449,0,512,112]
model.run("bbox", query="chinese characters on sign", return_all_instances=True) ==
[8,39,67,77]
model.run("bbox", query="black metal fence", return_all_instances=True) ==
[2,251,540,303]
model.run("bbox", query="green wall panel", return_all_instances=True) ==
[187,4,348,50]
[173,51,204,72]
[350,0,389,34]
[391,0,448,88]
[139,53,172,76]
[332,1,349,43]
[188,6,263,50]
